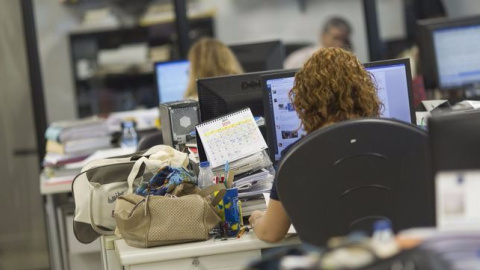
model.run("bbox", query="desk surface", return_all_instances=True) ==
[114,233,301,266]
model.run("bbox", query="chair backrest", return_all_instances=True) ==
[277,118,434,247]
[137,132,163,151]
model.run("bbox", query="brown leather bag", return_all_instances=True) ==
[114,183,225,248]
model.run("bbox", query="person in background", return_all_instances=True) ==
[284,17,353,69]
[184,38,243,100]
[249,47,383,243]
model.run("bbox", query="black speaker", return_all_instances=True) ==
[159,100,200,150]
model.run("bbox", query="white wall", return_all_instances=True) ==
[0,0,48,268]
[443,0,480,18]
[34,0,85,123]
[213,0,369,62]
[377,0,406,40]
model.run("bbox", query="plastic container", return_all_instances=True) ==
[121,121,138,148]
[371,220,399,258]
[198,161,215,189]
[218,187,242,237]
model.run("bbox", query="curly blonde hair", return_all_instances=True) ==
[290,47,382,133]
[184,38,243,99]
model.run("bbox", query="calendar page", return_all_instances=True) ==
[196,108,268,168]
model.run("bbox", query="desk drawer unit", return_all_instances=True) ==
[126,250,261,270]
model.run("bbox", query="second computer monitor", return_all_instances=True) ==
[418,16,480,90]
[229,40,285,72]
[364,59,415,124]
[154,60,190,104]
[197,70,287,122]
[263,58,415,162]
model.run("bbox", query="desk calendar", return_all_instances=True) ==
[196,108,267,168]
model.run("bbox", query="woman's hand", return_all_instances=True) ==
[248,201,291,243]
[249,210,265,228]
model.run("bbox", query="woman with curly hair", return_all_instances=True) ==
[184,38,243,99]
[249,47,382,243]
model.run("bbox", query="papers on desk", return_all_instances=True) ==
[415,111,430,126]
[212,151,270,177]
[236,171,274,199]
[421,100,447,112]
[45,116,109,143]
[234,169,270,187]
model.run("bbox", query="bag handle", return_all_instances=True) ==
[198,183,226,207]
[89,188,115,236]
[126,157,165,194]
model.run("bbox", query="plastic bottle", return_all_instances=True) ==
[198,161,215,189]
[121,121,138,149]
[370,220,399,258]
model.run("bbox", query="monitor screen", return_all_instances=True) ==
[364,60,414,124]
[263,59,414,162]
[433,25,480,89]
[263,74,307,161]
[417,16,480,90]
[155,60,190,104]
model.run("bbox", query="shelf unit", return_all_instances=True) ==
[69,17,214,118]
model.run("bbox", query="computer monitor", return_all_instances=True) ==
[154,60,190,104]
[262,71,304,162]
[364,59,415,124]
[429,110,480,174]
[197,70,286,123]
[263,59,415,162]
[229,40,285,72]
[418,16,480,90]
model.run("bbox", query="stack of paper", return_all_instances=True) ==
[45,117,109,142]
[240,196,267,217]
[42,117,113,187]
[44,117,111,157]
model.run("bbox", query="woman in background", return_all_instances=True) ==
[184,38,243,100]
[249,47,383,243]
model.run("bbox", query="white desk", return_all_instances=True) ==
[102,233,301,270]
[41,174,101,270]
[40,173,74,270]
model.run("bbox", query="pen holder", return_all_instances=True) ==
[217,187,242,237]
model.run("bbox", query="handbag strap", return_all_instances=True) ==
[198,183,226,207]
[126,157,165,194]
[89,188,115,236]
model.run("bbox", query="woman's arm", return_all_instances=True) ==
[248,199,291,243]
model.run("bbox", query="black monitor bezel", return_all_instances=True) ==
[417,16,480,91]
[261,70,299,163]
[197,69,287,123]
[364,58,416,125]
[153,59,189,104]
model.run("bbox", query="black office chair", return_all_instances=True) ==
[136,132,163,151]
[277,118,434,247]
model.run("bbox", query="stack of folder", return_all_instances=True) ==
[45,117,111,158]
[42,117,112,185]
